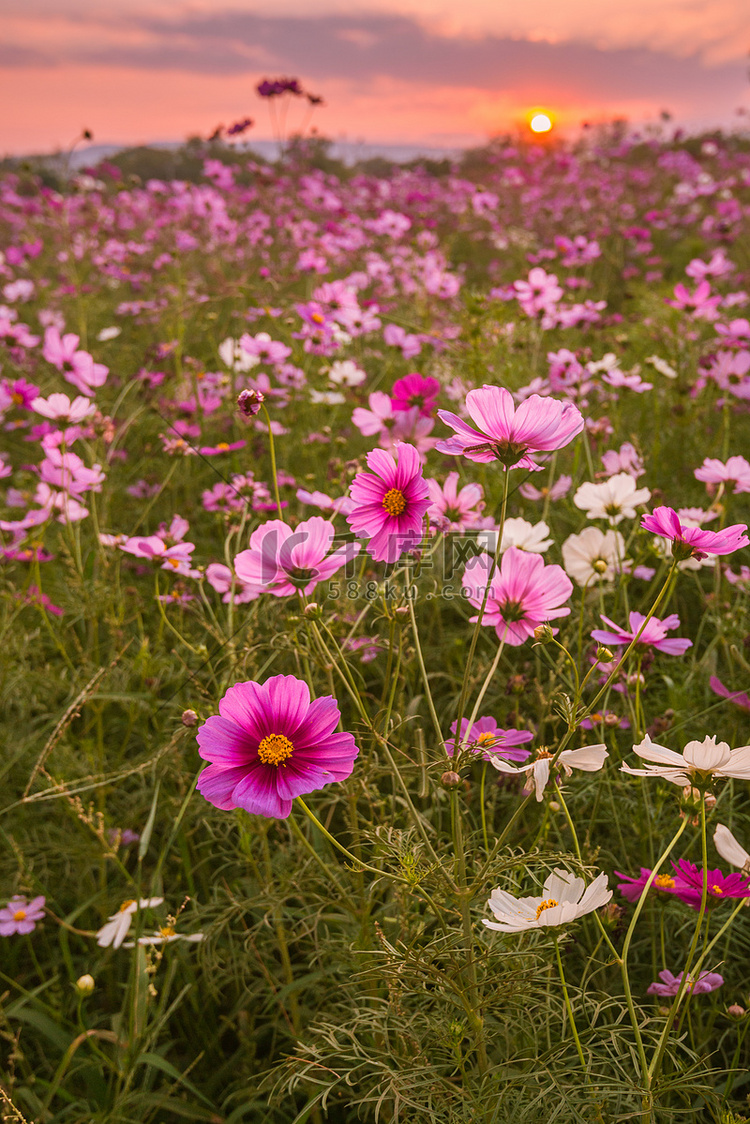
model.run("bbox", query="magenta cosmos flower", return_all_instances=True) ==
[462,546,573,645]
[390,373,440,416]
[0,895,45,935]
[591,611,692,656]
[234,516,359,596]
[647,969,723,997]
[670,859,750,910]
[641,505,749,561]
[445,715,532,761]
[347,443,431,564]
[196,675,359,819]
[436,385,584,469]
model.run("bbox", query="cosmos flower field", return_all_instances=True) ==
[2,126,750,1123]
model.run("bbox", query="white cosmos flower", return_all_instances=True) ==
[480,517,553,555]
[125,926,204,946]
[573,473,651,525]
[484,869,612,933]
[96,326,121,342]
[328,359,366,387]
[218,337,259,373]
[714,825,750,870]
[309,389,346,405]
[490,745,608,801]
[96,897,164,949]
[562,526,624,585]
[646,355,678,379]
[621,735,750,786]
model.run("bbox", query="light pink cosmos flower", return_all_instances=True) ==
[120,536,197,575]
[437,386,584,469]
[518,474,572,502]
[234,517,359,596]
[347,444,431,564]
[641,506,749,561]
[445,715,532,762]
[296,488,355,517]
[462,546,573,646]
[591,611,692,656]
[43,328,108,396]
[694,456,750,494]
[426,472,486,532]
[0,895,45,936]
[205,562,260,604]
[31,393,96,424]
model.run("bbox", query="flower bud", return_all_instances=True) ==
[728,1004,746,1018]
[181,709,199,727]
[680,785,703,815]
[533,623,554,643]
[237,388,265,417]
[596,646,614,663]
[704,792,717,811]
[441,771,462,790]
[604,712,620,727]
[592,559,608,575]
[75,974,95,995]
[303,602,321,619]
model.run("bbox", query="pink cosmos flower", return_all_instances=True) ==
[641,506,749,561]
[205,562,260,604]
[462,546,573,646]
[445,716,532,762]
[591,611,692,656]
[296,488,355,517]
[383,323,422,359]
[0,895,45,936]
[518,474,572,502]
[709,676,750,713]
[42,328,108,396]
[31,393,96,424]
[198,440,247,456]
[426,472,486,532]
[670,859,750,910]
[615,868,682,904]
[694,456,750,494]
[196,675,359,819]
[234,517,359,596]
[2,378,39,409]
[390,373,440,416]
[437,386,584,469]
[647,970,723,997]
[347,444,431,564]
[239,332,292,365]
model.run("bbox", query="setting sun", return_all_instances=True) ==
[529,113,553,133]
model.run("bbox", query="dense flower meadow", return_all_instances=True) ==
[2,125,750,1123]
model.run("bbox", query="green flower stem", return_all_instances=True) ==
[465,638,505,737]
[309,617,452,887]
[261,404,284,520]
[554,935,587,1074]
[451,793,488,1074]
[620,814,690,1089]
[287,814,357,910]
[406,572,444,747]
[552,783,620,963]
[480,762,489,853]
[295,796,409,886]
[452,466,511,753]
[647,796,709,1086]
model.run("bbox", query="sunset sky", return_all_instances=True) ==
[2,0,749,155]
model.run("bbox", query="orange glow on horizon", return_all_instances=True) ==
[529,112,553,133]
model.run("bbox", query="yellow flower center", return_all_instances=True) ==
[168,558,181,568]
[119,899,136,912]
[535,898,559,920]
[311,313,324,324]
[382,488,407,517]
[258,733,294,766]
[13,910,27,922]
[711,884,723,895]
[216,442,229,451]
[654,875,675,889]
[476,732,497,747]
[159,925,176,938]
[11,392,23,405]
